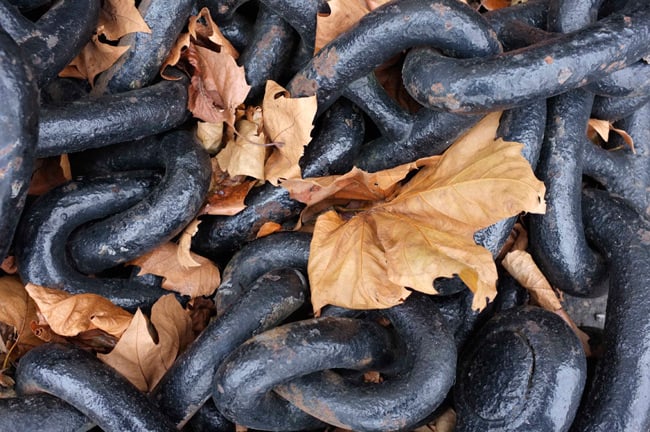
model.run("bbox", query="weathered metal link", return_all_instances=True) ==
[287,0,501,112]
[0,394,92,432]
[402,0,650,113]
[15,343,176,432]
[585,60,650,97]
[213,317,398,430]
[529,0,608,298]
[569,189,650,431]
[14,175,171,310]
[37,77,189,157]
[591,92,650,122]
[65,131,211,274]
[92,0,195,94]
[454,306,586,432]
[151,268,309,428]
[241,5,297,102]
[583,102,650,217]
[216,231,311,315]
[0,27,38,260]
[192,99,364,261]
[270,293,457,431]
[0,0,101,87]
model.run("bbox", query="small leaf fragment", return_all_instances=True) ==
[59,34,130,85]
[99,0,151,41]
[130,243,220,297]
[24,284,133,337]
[256,221,283,238]
[216,118,267,180]
[196,121,224,154]
[177,219,203,268]
[0,277,42,350]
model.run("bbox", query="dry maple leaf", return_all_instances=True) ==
[99,0,151,41]
[59,34,130,85]
[307,112,546,312]
[263,81,318,185]
[587,118,635,153]
[130,242,220,297]
[217,116,267,180]
[98,294,192,392]
[314,0,369,54]
[187,7,239,59]
[186,44,251,125]
[196,121,225,154]
[24,284,133,338]
[200,158,257,216]
[177,219,203,268]
[0,277,43,351]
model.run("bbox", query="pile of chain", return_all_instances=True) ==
[0,0,649,430]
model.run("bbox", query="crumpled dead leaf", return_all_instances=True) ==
[263,81,317,185]
[59,0,150,84]
[196,121,224,154]
[480,0,511,10]
[28,156,72,196]
[0,277,43,352]
[307,112,546,312]
[256,221,283,238]
[177,219,203,268]
[130,242,220,297]
[201,158,257,216]
[587,118,635,153]
[217,112,267,180]
[187,7,239,59]
[98,294,193,392]
[501,224,591,355]
[24,284,133,338]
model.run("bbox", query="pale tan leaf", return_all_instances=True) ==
[130,243,220,297]
[256,221,282,238]
[315,0,369,54]
[98,295,192,391]
[610,125,635,153]
[307,111,546,312]
[217,118,267,180]
[196,121,224,154]
[308,211,410,312]
[99,0,151,41]
[555,309,592,356]
[0,277,42,349]
[177,219,202,268]
[188,7,239,59]
[588,118,612,142]
[364,0,391,9]
[186,44,250,125]
[59,154,72,181]
[24,284,132,337]
[59,34,130,86]
[263,80,317,185]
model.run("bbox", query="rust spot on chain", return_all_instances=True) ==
[312,47,340,80]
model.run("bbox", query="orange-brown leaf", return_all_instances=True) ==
[59,34,130,85]
[98,295,192,391]
[130,242,220,297]
[186,44,250,125]
[99,0,151,41]
[308,112,546,312]
[202,179,256,216]
[24,284,133,337]
[314,0,368,54]
[0,277,42,350]
[481,0,511,10]
[177,219,203,268]
[160,32,191,79]
[28,157,72,196]
[188,7,239,59]
[256,221,283,238]
[263,81,317,185]
[587,118,635,153]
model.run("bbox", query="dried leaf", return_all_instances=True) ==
[188,296,216,336]
[196,121,224,154]
[188,7,239,59]
[28,157,70,196]
[99,0,151,41]
[0,256,17,275]
[413,408,457,432]
[308,112,546,312]
[130,243,220,297]
[186,44,250,125]
[177,219,203,268]
[98,295,192,391]
[217,117,267,180]
[315,0,369,54]
[0,277,42,350]
[256,221,282,238]
[587,118,635,153]
[59,34,130,85]
[24,284,133,337]
[201,159,257,215]
[481,0,511,10]
[160,32,191,79]
[263,81,317,185]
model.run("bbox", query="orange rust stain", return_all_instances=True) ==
[430,82,444,93]
[312,47,340,80]
[289,74,318,97]
[544,56,553,64]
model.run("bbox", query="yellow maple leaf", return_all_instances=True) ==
[263,81,317,185]
[307,112,546,312]
[98,295,193,391]
[24,284,133,337]
[130,242,220,297]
